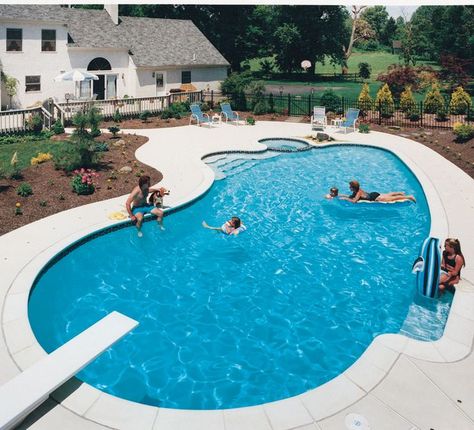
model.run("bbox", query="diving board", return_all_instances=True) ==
[0,311,138,430]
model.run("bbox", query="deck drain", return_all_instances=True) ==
[345,413,370,430]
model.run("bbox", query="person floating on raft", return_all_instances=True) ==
[339,180,416,203]
[202,217,247,235]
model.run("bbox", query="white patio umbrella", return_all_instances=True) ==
[54,70,99,82]
[54,70,99,100]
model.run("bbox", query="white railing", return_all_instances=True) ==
[0,106,52,134]
[57,91,203,122]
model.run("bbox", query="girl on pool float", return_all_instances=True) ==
[338,180,416,203]
[202,217,247,235]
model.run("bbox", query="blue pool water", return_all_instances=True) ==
[29,145,451,410]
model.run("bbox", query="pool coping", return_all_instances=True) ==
[1,122,473,430]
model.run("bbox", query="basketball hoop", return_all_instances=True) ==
[301,60,311,71]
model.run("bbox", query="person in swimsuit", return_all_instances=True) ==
[341,180,416,203]
[202,217,246,235]
[439,238,465,294]
[325,187,350,199]
[126,175,164,237]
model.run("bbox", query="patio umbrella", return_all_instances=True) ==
[54,70,99,82]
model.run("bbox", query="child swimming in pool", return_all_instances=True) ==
[202,217,247,235]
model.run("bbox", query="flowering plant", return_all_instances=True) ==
[71,168,99,195]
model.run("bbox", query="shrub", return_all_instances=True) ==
[161,109,173,120]
[409,113,420,121]
[449,86,472,115]
[31,152,53,166]
[453,123,474,142]
[259,58,275,78]
[17,182,33,197]
[465,111,474,122]
[53,136,99,172]
[435,107,448,122]
[112,108,123,123]
[320,90,341,113]
[400,86,417,113]
[253,100,268,115]
[375,84,395,118]
[357,83,373,113]
[28,114,43,134]
[139,110,152,123]
[424,83,445,114]
[108,125,120,138]
[39,200,48,207]
[72,111,89,137]
[71,168,99,195]
[246,116,255,125]
[358,123,370,133]
[52,119,65,135]
[358,62,372,80]
[248,80,266,111]
[87,107,102,137]
[200,103,210,112]
[221,71,254,111]
[94,142,109,152]
[377,65,419,100]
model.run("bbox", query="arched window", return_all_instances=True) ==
[87,57,112,71]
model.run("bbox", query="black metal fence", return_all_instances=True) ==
[208,92,473,129]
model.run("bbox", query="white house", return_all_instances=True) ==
[0,4,230,110]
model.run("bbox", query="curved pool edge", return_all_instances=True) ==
[1,122,474,429]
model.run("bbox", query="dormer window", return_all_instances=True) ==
[42,29,56,52]
[6,28,22,52]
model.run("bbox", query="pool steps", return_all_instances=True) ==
[0,311,138,430]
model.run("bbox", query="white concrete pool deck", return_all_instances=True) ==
[1,121,473,430]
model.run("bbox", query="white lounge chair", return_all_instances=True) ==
[311,106,327,130]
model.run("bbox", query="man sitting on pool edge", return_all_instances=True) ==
[126,175,164,237]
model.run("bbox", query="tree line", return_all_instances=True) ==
[75,5,474,77]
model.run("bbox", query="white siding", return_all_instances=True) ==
[0,19,228,109]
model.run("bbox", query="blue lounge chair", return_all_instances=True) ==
[220,102,240,124]
[190,103,212,127]
[338,108,360,133]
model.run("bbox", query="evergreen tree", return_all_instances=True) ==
[400,86,417,113]
[357,83,373,113]
[375,84,395,117]
[449,86,472,115]
[424,83,445,114]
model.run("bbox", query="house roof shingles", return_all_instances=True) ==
[0,5,229,68]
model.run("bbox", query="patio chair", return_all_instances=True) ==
[220,102,240,124]
[190,103,212,127]
[311,106,327,130]
[338,108,360,133]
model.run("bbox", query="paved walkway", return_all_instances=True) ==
[1,122,473,430]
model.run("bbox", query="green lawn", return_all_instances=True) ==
[0,139,63,172]
[247,51,439,80]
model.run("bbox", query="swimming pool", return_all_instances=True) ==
[29,145,451,410]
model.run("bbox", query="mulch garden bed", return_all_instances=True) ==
[0,133,165,236]
[1,116,473,236]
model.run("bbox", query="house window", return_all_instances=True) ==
[6,28,22,52]
[79,81,91,98]
[42,29,56,52]
[25,76,41,92]
[181,71,191,84]
[106,75,117,99]
[156,73,164,89]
